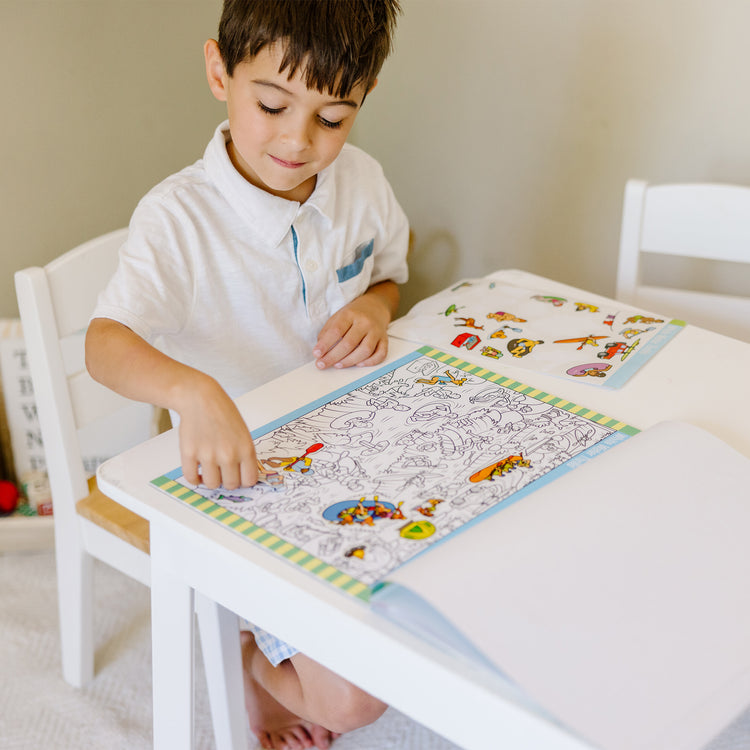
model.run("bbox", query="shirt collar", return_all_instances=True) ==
[204,121,335,247]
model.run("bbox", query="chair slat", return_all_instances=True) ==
[45,229,127,339]
[617,180,750,344]
[641,184,750,263]
[68,369,137,430]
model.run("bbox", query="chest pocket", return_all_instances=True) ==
[335,239,375,301]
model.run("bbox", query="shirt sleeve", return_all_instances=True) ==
[370,173,410,288]
[91,196,194,342]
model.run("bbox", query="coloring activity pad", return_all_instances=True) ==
[151,347,637,601]
[388,270,685,388]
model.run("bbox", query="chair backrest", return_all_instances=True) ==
[14,229,154,518]
[616,180,750,342]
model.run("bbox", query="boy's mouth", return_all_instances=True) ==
[270,155,306,169]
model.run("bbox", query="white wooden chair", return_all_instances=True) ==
[616,179,750,342]
[14,229,246,749]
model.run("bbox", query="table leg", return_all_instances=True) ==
[150,521,195,750]
[195,592,247,750]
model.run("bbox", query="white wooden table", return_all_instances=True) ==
[97,271,750,750]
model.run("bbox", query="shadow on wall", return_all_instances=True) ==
[398,229,462,316]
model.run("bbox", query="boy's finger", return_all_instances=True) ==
[240,457,259,487]
[221,463,241,491]
[182,457,201,486]
[329,334,382,369]
[313,315,356,359]
[320,334,361,366]
[354,338,388,367]
[200,462,222,490]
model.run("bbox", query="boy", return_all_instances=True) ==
[86,1,407,748]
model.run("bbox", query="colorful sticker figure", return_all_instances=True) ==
[454,317,484,330]
[480,345,503,359]
[451,332,481,350]
[254,462,285,489]
[531,295,566,307]
[469,454,531,482]
[441,303,463,316]
[416,369,468,386]
[553,335,609,350]
[566,362,612,378]
[399,520,436,540]
[490,324,523,340]
[625,314,664,325]
[451,282,472,291]
[620,326,654,339]
[345,545,366,559]
[574,302,600,313]
[487,311,527,323]
[373,499,406,520]
[415,498,444,517]
[620,339,641,361]
[603,314,616,328]
[507,338,544,357]
[264,443,324,474]
[598,341,627,360]
[323,496,398,526]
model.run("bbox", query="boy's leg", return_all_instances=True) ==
[241,631,387,749]
[241,632,329,750]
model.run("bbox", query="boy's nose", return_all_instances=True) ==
[280,117,313,150]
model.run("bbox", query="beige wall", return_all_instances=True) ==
[354,0,750,313]
[1,0,223,317]
[3,0,750,319]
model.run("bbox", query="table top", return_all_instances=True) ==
[97,270,750,749]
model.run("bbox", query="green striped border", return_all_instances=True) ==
[417,345,639,435]
[150,474,371,602]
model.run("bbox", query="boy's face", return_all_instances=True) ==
[205,40,371,204]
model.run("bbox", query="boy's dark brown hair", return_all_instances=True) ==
[217,0,401,98]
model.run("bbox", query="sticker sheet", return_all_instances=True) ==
[389,273,684,388]
[152,348,637,600]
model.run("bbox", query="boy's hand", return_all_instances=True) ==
[177,375,258,490]
[86,318,258,490]
[313,282,398,369]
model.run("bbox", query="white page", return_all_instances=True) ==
[381,421,750,750]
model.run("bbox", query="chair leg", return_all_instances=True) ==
[55,542,95,687]
[195,593,247,750]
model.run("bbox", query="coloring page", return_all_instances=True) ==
[152,348,636,598]
[389,271,684,388]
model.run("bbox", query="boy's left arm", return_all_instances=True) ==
[313,280,399,369]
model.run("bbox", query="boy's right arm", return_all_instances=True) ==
[85,317,258,489]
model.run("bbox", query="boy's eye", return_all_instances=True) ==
[318,116,343,130]
[258,101,284,115]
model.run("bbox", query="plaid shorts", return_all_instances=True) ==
[242,620,299,667]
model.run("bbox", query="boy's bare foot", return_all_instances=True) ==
[241,631,339,750]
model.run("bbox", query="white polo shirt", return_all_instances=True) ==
[93,121,409,397]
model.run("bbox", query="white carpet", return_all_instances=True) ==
[1,550,749,750]
[0,550,459,750]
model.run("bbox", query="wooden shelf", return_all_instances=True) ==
[0,509,54,553]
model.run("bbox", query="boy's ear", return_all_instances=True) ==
[204,39,229,102]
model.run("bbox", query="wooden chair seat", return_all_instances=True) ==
[76,476,150,554]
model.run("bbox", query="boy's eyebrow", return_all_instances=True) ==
[253,79,360,108]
